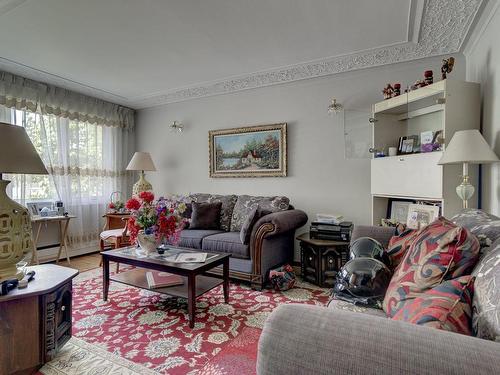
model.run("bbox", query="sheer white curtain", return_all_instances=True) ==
[3,106,134,247]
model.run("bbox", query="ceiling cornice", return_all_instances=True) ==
[133,0,483,108]
[0,0,484,109]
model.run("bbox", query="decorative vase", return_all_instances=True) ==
[0,180,33,281]
[137,231,159,253]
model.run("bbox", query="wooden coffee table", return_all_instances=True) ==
[101,246,230,328]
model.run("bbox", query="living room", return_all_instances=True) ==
[1,1,500,374]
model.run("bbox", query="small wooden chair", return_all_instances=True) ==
[99,218,130,272]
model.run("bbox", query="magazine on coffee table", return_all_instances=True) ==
[162,251,214,263]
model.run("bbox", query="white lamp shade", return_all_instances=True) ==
[0,122,48,174]
[438,129,499,165]
[126,152,156,171]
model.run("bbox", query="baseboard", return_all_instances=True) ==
[36,242,99,263]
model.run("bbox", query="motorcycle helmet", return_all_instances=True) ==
[349,237,390,266]
[332,258,392,303]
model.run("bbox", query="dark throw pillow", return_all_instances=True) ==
[190,202,222,230]
[239,208,268,244]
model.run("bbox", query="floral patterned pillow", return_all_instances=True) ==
[451,209,500,250]
[471,244,500,340]
[230,195,289,232]
[392,275,474,335]
[383,217,480,317]
[190,194,237,231]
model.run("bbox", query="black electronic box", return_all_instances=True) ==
[310,221,353,242]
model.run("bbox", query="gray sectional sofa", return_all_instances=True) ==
[257,210,500,374]
[179,193,307,289]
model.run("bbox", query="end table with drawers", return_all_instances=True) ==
[297,232,349,287]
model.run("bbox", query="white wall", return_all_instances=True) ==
[136,55,465,259]
[466,3,500,216]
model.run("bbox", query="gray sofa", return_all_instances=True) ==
[258,210,500,374]
[178,193,307,289]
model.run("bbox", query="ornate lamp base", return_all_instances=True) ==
[0,179,33,282]
[132,171,153,195]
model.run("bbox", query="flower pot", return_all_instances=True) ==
[137,232,159,253]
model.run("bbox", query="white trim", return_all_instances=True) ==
[463,0,500,56]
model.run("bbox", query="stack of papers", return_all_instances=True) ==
[163,250,210,263]
[316,213,344,224]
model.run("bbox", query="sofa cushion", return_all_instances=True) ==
[202,231,250,259]
[179,229,224,249]
[230,195,290,232]
[190,202,222,230]
[190,193,237,231]
[451,209,500,249]
[392,275,474,335]
[328,299,386,319]
[472,243,500,340]
[386,228,419,270]
[383,217,480,317]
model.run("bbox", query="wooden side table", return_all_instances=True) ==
[0,264,78,374]
[297,232,349,287]
[31,215,77,265]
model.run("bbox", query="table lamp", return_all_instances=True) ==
[126,152,156,195]
[0,122,48,281]
[438,129,499,209]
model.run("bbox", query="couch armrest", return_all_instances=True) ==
[257,304,500,375]
[351,225,395,248]
[252,209,308,239]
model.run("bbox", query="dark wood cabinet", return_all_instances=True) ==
[297,233,348,287]
[0,265,78,374]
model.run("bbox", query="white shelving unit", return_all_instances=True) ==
[370,79,480,225]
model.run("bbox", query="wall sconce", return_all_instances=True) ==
[170,121,184,133]
[327,98,343,115]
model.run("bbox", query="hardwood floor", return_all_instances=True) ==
[53,252,102,272]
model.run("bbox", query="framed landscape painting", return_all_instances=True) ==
[209,123,287,177]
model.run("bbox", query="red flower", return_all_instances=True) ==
[139,191,155,203]
[125,198,141,211]
[108,202,115,209]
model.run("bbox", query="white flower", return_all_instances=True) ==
[207,332,229,344]
[145,337,180,358]
[245,311,270,328]
[74,314,108,329]
[138,310,168,325]
[208,303,234,317]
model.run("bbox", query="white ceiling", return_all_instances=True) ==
[0,0,485,108]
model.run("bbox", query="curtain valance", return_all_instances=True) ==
[0,71,134,130]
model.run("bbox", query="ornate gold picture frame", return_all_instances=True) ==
[209,123,287,178]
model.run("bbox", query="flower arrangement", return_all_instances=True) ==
[108,200,125,212]
[125,191,188,247]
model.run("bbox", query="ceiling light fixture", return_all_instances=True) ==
[327,98,343,115]
[170,121,184,133]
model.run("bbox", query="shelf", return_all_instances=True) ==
[372,151,443,161]
[373,80,446,115]
[397,104,444,121]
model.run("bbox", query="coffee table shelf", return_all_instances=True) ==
[111,268,224,299]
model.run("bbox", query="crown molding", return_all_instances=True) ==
[0,0,484,109]
[134,0,483,108]
[462,0,499,57]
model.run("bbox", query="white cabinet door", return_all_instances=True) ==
[371,152,443,198]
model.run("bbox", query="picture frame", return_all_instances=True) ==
[406,203,440,229]
[387,199,413,224]
[209,123,287,178]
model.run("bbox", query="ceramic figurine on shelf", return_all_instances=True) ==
[382,84,394,100]
[393,83,401,97]
[424,70,433,85]
[441,57,455,79]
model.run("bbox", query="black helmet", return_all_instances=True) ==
[332,258,392,300]
[349,237,390,266]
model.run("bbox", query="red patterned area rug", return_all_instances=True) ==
[42,266,329,375]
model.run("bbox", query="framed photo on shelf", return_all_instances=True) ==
[406,203,440,229]
[387,199,413,224]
